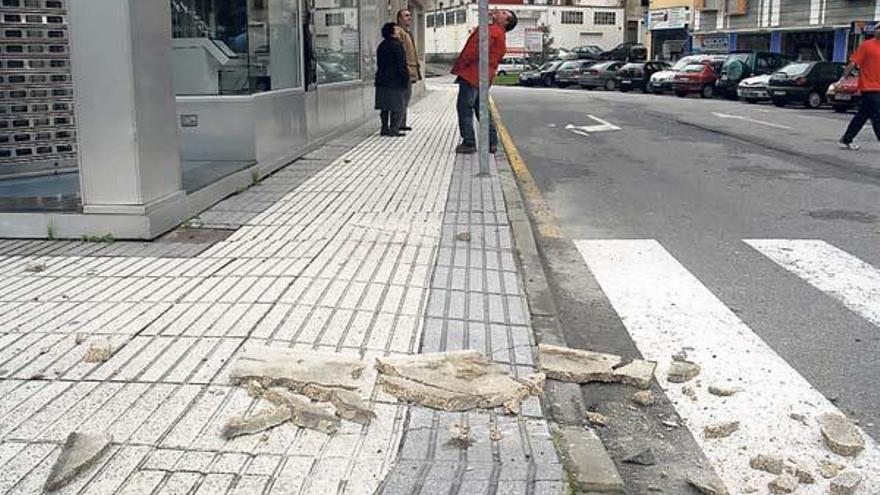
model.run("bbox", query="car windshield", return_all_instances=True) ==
[681,64,705,73]
[777,63,812,76]
[560,61,581,70]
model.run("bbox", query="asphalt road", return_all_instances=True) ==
[492,85,880,493]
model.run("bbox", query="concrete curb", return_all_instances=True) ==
[490,98,625,494]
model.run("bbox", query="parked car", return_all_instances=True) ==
[827,71,860,112]
[555,59,597,88]
[648,55,726,94]
[600,42,648,62]
[716,51,792,98]
[518,60,564,87]
[578,61,625,90]
[615,61,671,92]
[570,45,604,60]
[497,56,530,76]
[737,74,772,103]
[673,61,722,98]
[768,61,844,108]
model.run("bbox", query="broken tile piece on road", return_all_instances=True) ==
[818,412,865,457]
[261,388,342,433]
[667,359,701,383]
[230,346,365,393]
[768,472,798,494]
[222,406,294,439]
[536,344,656,389]
[830,471,863,495]
[44,432,112,491]
[375,350,542,413]
[703,421,740,439]
[749,454,785,475]
[83,339,114,363]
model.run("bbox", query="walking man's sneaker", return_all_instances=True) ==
[455,143,477,154]
[838,140,861,151]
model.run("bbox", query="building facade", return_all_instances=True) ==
[647,0,694,59]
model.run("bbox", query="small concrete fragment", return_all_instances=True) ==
[449,424,473,447]
[622,447,657,466]
[704,421,740,439]
[632,390,654,406]
[830,471,862,495]
[25,262,47,273]
[783,459,815,484]
[455,232,471,242]
[74,333,87,345]
[555,426,624,493]
[585,411,607,427]
[667,360,701,383]
[768,473,798,494]
[230,346,365,392]
[819,460,846,479]
[536,344,656,389]
[687,472,729,495]
[818,413,865,457]
[44,432,112,491]
[83,340,113,363]
[261,387,341,434]
[302,384,375,425]
[708,384,742,397]
[749,454,785,475]
[222,406,293,439]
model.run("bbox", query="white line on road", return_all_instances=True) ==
[574,239,880,495]
[711,112,792,130]
[746,239,880,327]
[566,115,621,136]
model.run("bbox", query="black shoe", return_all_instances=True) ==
[489,145,498,154]
[381,129,404,137]
[400,126,413,131]
[455,143,477,154]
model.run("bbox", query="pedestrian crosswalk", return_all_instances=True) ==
[574,239,879,495]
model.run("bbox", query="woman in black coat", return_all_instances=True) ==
[375,22,410,137]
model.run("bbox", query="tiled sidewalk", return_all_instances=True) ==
[0,88,563,494]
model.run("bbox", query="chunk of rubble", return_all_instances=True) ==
[667,360,701,383]
[375,351,542,413]
[261,387,342,434]
[44,432,112,491]
[222,406,293,439]
[83,340,113,363]
[455,232,472,242]
[687,472,728,495]
[623,447,657,466]
[768,473,798,494]
[819,460,846,479]
[449,424,473,447]
[749,454,785,475]
[818,413,864,457]
[230,346,365,392]
[25,262,47,273]
[783,459,815,484]
[830,471,862,495]
[704,421,739,439]
[585,411,607,427]
[632,390,654,406]
[708,384,742,397]
[536,344,655,389]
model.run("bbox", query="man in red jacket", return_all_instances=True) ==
[451,9,518,154]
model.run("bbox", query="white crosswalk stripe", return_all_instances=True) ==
[746,239,880,327]
[574,239,879,495]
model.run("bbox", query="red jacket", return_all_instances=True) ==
[451,24,507,88]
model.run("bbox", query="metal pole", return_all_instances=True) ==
[477,0,490,176]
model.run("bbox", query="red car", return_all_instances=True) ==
[673,61,722,99]
[827,72,860,113]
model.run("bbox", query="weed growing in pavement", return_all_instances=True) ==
[82,234,115,243]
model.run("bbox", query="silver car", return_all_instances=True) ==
[737,74,772,103]
[554,60,598,88]
[577,61,625,90]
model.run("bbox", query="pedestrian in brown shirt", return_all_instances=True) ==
[395,9,421,131]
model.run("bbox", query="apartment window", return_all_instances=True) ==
[325,12,344,26]
[594,11,616,25]
[427,13,434,27]
[561,11,583,24]
[456,9,466,23]
[435,11,445,26]
[445,11,455,24]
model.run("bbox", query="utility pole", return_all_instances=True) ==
[477,0,490,176]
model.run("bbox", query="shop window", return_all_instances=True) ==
[593,11,616,25]
[313,0,360,83]
[561,11,583,24]
[169,0,303,94]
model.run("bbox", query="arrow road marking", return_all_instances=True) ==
[566,115,621,136]
[711,112,792,130]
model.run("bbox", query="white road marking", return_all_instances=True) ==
[746,239,880,327]
[574,239,880,495]
[566,115,621,136]
[711,112,792,130]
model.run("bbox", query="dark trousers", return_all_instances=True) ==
[380,110,402,133]
[456,80,497,147]
[841,92,880,144]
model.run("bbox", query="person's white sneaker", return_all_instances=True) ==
[838,140,860,150]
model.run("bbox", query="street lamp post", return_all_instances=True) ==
[477,0,490,176]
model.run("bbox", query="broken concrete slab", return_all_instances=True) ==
[536,344,655,389]
[375,351,540,413]
[749,454,785,475]
[667,360,701,383]
[819,460,846,479]
[622,447,657,466]
[83,340,113,363]
[555,426,624,493]
[830,471,862,495]
[44,432,112,491]
[687,472,729,495]
[768,472,798,494]
[708,384,742,397]
[261,387,341,434]
[222,406,293,439]
[703,421,740,439]
[632,390,654,406]
[818,413,864,457]
[230,346,365,392]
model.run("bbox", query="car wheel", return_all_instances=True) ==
[675,90,687,98]
[772,99,786,107]
[805,90,822,109]
[701,85,715,99]
[832,105,848,113]
[605,79,616,91]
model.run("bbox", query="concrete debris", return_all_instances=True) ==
[789,413,808,425]
[375,351,541,413]
[489,425,502,442]
[455,232,472,242]
[74,334,87,345]
[44,432,112,491]
[622,447,657,466]
[318,387,376,425]
[536,344,656,389]
[632,390,655,406]
[687,472,729,495]
[819,460,846,479]
[83,340,113,363]
[667,359,701,383]
[556,427,625,493]
[660,419,680,428]
[783,459,815,484]
[261,387,341,434]
[708,384,742,397]
[449,424,473,447]
[25,262,47,273]
[704,421,740,439]
[222,406,293,439]
[818,413,864,457]
[585,411,607,427]
[768,473,799,494]
[749,454,785,475]
[829,471,862,495]
[230,346,365,392]
[682,386,698,401]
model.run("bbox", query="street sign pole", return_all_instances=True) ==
[477,0,490,176]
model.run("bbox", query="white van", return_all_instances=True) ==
[497,56,529,75]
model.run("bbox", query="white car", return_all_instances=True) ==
[648,54,726,94]
[497,56,529,76]
[737,74,772,103]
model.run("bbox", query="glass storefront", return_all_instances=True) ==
[313,0,361,83]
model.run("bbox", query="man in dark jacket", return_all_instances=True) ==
[375,22,410,136]
[451,9,518,154]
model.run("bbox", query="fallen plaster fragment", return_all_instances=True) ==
[768,473,798,494]
[303,384,375,425]
[632,390,654,406]
[703,421,740,439]
[44,432,112,491]
[667,360,701,383]
[819,460,846,479]
[25,262,47,273]
[783,459,815,484]
[585,411,607,427]
[749,454,785,475]
[622,447,656,466]
[375,351,541,413]
[708,384,742,397]
[830,471,862,495]
[818,413,865,457]
[536,344,655,389]
[489,425,502,442]
[222,406,293,439]
[83,340,113,363]
[687,472,728,495]
[230,346,365,392]
[455,232,472,242]
[261,387,341,434]
[449,424,473,446]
